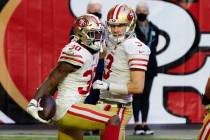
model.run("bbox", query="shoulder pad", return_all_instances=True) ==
[123,38,150,55]
[58,42,86,67]
[124,38,151,71]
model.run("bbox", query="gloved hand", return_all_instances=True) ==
[92,80,109,91]
[92,80,128,95]
[27,99,49,123]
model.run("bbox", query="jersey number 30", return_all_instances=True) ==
[78,68,96,95]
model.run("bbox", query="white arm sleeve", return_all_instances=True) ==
[109,82,128,95]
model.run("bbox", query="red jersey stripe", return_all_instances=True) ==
[130,64,147,67]
[62,52,83,58]
[128,58,148,63]
[130,68,146,72]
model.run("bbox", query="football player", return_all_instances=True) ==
[198,77,210,140]
[92,4,151,140]
[27,14,121,140]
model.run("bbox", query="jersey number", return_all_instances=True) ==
[103,53,114,79]
[78,68,96,95]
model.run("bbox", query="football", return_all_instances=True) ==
[38,95,56,120]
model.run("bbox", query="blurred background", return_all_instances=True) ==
[0,0,210,126]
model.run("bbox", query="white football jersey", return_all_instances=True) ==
[53,41,99,120]
[100,37,150,103]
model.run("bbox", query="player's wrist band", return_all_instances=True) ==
[202,94,210,105]
[109,82,128,95]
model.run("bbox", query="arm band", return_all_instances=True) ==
[109,83,128,95]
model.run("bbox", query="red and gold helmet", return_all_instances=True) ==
[106,4,136,42]
[72,14,105,51]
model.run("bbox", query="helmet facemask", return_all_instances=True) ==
[86,29,105,51]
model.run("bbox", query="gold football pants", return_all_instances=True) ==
[55,103,116,140]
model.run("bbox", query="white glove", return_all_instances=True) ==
[27,99,49,123]
[92,80,109,91]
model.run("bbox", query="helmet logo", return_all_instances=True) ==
[127,11,135,21]
[76,18,89,27]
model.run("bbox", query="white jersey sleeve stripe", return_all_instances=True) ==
[128,58,148,63]
[129,59,148,65]
[128,57,149,70]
